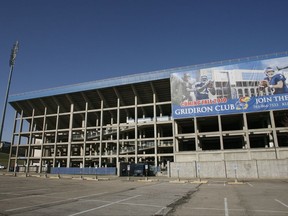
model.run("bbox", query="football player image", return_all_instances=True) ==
[260,67,288,95]
[181,73,196,101]
[170,72,196,104]
[194,75,216,100]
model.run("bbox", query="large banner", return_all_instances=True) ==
[171,56,288,119]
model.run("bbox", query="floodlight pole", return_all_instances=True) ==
[0,41,19,143]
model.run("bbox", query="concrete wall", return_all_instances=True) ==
[175,148,286,162]
[170,162,197,178]
[172,150,278,163]
[250,150,277,160]
[225,160,258,179]
[257,160,288,178]
[169,159,288,179]
[199,161,226,178]
[175,153,198,162]
[278,149,288,159]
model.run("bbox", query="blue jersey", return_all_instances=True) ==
[264,73,288,94]
[195,82,209,100]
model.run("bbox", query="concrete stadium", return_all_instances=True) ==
[6,52,288,179]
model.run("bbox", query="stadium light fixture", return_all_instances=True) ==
[0,41,19,143]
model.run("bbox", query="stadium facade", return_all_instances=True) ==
[7,52,288,178]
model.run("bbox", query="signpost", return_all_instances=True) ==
[234,164,238,183]
[127,164,130,180]
[145,164,148,180]
[197,163,201,182]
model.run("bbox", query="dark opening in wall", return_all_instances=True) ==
[197,116,219,132]
[139,147,155,154]
[58,115,70,129]
[277,132,288,147]
[178,138,196,151]
[45,132,55,143]
[223,136,244,149]
[17,146,26,157]
[158,146,173,154]
[56,159,67,167]
[200,137,220,150]
[123,130,135,139]
[157,124,173,137]
[221,114,244,131]
[273,110,288,127]
[249,134,269,148]
[70,160,82,167]
[247,112,270,129]
[56,145,68,156]
[72,114,83,128]
[175,119,195,134]
[46,116,57,130]
[138,126,154,138]
[71,144,82,156]
[57,132,69,142]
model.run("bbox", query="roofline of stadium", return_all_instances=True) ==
[8,51,288,103]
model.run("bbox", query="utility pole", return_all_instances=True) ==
[0,41,19,142]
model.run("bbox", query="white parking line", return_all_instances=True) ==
[154,206,168,215]
[0,192,22,196]
[68,195,141,216]
[0,188,50,200]
[16,188,49,193]
[224,197,229,216]
[247,182,254,187]
[207,184,226,187]
[179,207,288,214]
[275,199,288,208]
[5,192,107,212]
[1,194,43,202]
[120,202,163,208]
[79,199,165,209]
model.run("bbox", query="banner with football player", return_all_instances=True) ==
[171,55,288,119]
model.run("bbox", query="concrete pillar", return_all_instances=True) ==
[67,104,74,167]
[39,107,47,173]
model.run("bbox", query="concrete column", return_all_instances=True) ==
[134,95,138,163]
[269,110,278,159]
[269,110,279,147]
[173,120,179,152]
[195,117,201,151]
[67,104,74,167]
[39,107,47,173]
[82,102,88,167]
[116,98,120,176]
[99,100,103,167]
[167,160,171,177]
[8,111,18,172]
[52,106,60,167]
[16,110,24,164]
[243,113,250,148]
[218,115,224,150]
[243,113,251,160]
[26,108,35,174]
[153,92,158,167]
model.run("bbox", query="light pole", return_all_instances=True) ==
[0,41,19,143]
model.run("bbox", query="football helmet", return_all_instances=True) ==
[200,75,208,82]
[264,67,275,78]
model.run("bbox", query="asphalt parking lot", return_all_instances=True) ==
[0,174,287,216]
[167,179,288,216]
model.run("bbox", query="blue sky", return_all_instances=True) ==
[1,0,288,141]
